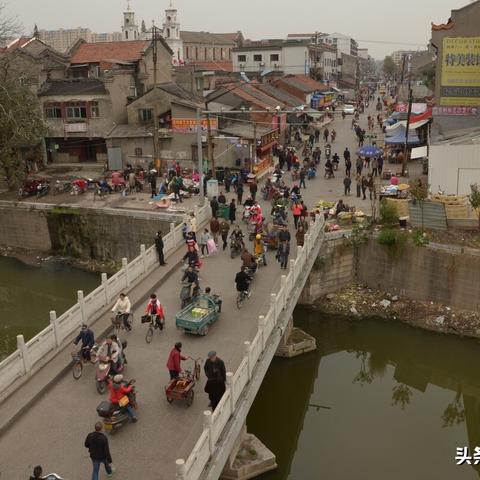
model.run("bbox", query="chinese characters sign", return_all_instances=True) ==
[441,37,480,106]
[172,118,218,134]
[433,106,478,116]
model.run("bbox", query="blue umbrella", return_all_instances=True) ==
[357,145,384,158]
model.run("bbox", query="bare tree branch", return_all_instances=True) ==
[0,2,22,46]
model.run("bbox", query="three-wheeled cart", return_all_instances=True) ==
[175,295,220,336]
[165,359,201,406]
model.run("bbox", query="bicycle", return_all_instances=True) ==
[71,344,99,380]
[142,314,165,344]
[111,312,132,336]
[236,290,250,309]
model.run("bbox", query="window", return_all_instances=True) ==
[139,109,153,123]
[134,148,143,156]
[253,54,262,62]
[90,102,100,118]
[125,31,128,40]
[195,77,204,92]
[45,105,62,119]
[204,47,208,60]
[270,54,279,62]
[66,105,87,119]
[237,54,247,63]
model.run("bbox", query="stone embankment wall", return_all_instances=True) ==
[0,203,177,262]
[299,238,355,304]
[301,236,480,312]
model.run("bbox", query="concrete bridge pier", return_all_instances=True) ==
[275,314,317,358]
[220,423,277,480]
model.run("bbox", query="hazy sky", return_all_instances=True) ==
[4,0,471,58]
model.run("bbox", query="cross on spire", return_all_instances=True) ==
[127,0,131,11]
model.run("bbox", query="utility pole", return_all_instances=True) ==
[152,23,160,171]
[252,121,257,174]
[196,107,204,199]
[206,111,214,177]
[402,54,413,177]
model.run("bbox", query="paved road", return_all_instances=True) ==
[0,104,381,479]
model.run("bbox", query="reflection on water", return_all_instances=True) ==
[0,256,98,359]
[248,309,480,480]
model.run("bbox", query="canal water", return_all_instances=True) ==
[0,256,98,360]
[248,308,480,480]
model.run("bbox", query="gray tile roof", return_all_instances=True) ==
[38,78,107,96]
[180,31,236,45]
[255,84,304,107]
[106,124,153,139]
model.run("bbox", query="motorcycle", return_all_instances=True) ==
[324,167,335,179]
[95,347,127,394]
[36,181,50,199]
[96,380,137,433]
[230,237,243,259]
[242,206,252,223]
[53,180,71,195]
[18,179,46,199]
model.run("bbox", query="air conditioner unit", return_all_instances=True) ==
[260,62,265,66]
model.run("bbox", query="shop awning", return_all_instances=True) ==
[385,126,421,145]
[385,118,431,133]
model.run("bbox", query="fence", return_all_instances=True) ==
[175,214,325,480]
[0,203,210,397]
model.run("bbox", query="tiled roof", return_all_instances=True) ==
[215,33,240,43]
[38,78,107,96]
[180,31,236,45]
[106,124,153,139]
[277,75,328,93]
[156,82,203,104]
[431,21,454,31]
[189,60,234,72]
[70,40,150,64]
[255,84,303,107]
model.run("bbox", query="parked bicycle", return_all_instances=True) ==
[71,344,99,380]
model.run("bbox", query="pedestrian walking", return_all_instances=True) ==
[343,175,352,196]
[249,180,258,202]
[345,158,352,177]
[372,157,378,177]
[315,128,320,143]
[356,157,363,175]
[155,231,166,266]
[296,226,305,247]
[200,229,212,257]
[219,218,230,250]
[224,174,231,193]
[355,173,362,198]
[172,180,182,202]
[85,422,114,480]
[188,212,197,241]
[343,147,351,163]
[236,183,244,205]
[361,176,368,200]
[204,351,226,411]
[368,174,376,200]
[292,202,302,229]
[148,169,157,198]
[167,342,189,380]
[297,215,309,233]
[29,466,44,480]
[299,168,307,189]
[277,240,290,270]
[210,196,219,218]
[228,199,237,225]
[323,127,329,143]
[210,216,220,246]
[378,156,384,176]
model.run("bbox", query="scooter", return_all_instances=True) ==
[95,351,126,394]
[230,237,243,259]
[96,381,137,433]
[180,281,196,308]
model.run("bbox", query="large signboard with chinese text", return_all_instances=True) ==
[172,118,218,134]
[441,37,480,106]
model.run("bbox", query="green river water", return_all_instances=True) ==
[0,256,98,360]
[248,308,480,480]
[1,258,479,479]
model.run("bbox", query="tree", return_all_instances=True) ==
[33,23,38,37]
[410,178,429,233]
[141,20,146,33]
[382,56,396,79]
[469,183,480,230]
[0,2,21,45]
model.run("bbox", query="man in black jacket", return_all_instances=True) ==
[155,231,166,266]
[85,422,113,480]
[204,351,226,411]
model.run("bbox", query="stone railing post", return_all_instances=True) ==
[17,334,31,374]
[122,258,129,287]
[280,275,287,311]
[175,459,186,480]
[244,341,251,379]
[258,315,266,349]
[270,293,277,322]
[140,244,147,273]
[50,311,60,347]
[77,290,86,324]
[289,259,296,284]
[194,205,199,220]
[203,410,214,454]
[101,273,109,305]
[304,233,310,255]
[226,371,235,411]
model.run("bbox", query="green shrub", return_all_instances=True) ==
[378,228,408,257]
[378,228,397,246]
[379,200,399,226]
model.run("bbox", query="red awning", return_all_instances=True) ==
[409,107,432,124]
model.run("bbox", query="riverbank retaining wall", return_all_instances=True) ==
[302,235,480,312]
[0,203,179,263]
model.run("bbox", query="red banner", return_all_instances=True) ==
[433,106,479,116]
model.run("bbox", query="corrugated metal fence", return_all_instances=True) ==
[409,201,447,230]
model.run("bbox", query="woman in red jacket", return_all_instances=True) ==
[108,374,137,421]
[166,342,190,380]
[145,293,165,330]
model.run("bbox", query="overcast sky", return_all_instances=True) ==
[4,0,470,58]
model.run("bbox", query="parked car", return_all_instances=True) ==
[343,104,355,115]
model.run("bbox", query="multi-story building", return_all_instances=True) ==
[319,33,358,58]
[309,44,338,82]
[232,40,311,75]
[391,50,417,65]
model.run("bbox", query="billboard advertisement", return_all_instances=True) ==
[440,37,480,106]
[172,118,218,134]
